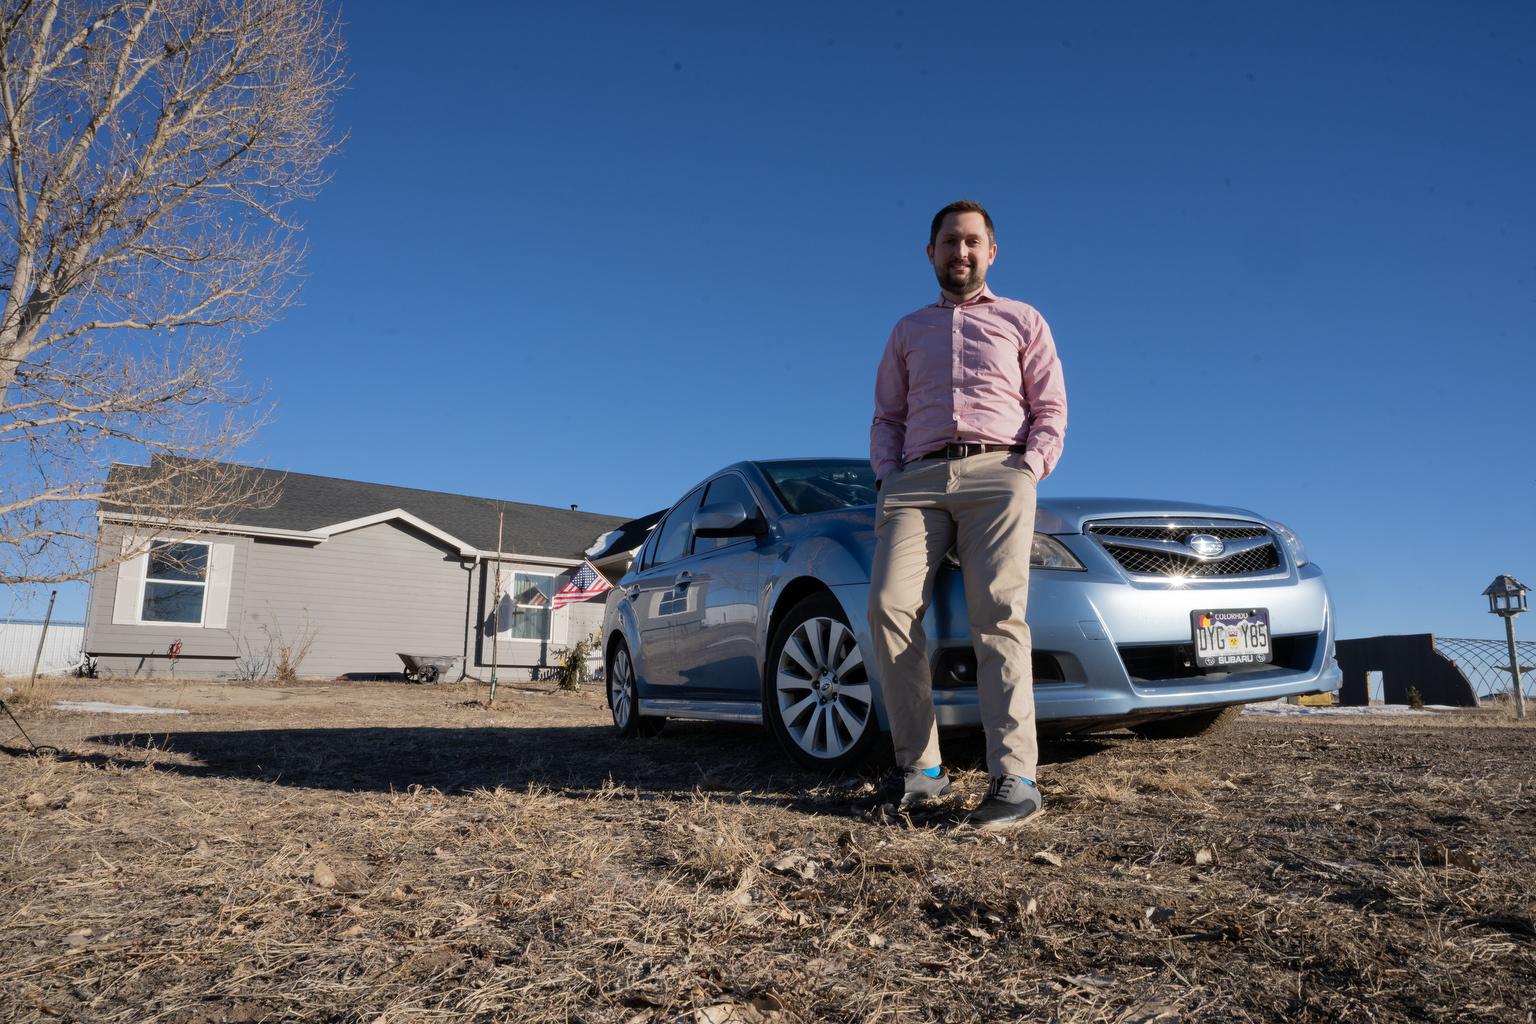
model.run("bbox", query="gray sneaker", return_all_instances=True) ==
[965,775,1043,830]
[874,766,953,810]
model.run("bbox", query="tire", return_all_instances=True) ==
[764,592,879,772]
[1131,705,1241,740]
[608,637,663,737]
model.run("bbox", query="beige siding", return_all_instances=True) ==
[470,559,605,677]
[240,520,468,679]
[84,523,248,666]
[85,518,602,681]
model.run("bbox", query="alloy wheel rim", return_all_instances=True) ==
[774,616,872,759]
[610,647,632,727]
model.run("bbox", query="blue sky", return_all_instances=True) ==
[13,1,1536,642]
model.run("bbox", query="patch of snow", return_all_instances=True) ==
[53,701,189,715]
[585,529,623,558]
[1241,700,1461,717]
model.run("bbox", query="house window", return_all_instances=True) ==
[141,541,210,624]
[504,572,555,640]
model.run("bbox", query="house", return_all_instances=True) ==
[84,457,631,681]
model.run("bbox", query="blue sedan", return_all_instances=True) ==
[602,459,1341,771]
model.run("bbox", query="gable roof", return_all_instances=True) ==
[104,457,630,560]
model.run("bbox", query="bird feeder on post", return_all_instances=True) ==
[1483,575,1529,720]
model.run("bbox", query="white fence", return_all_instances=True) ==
[0,621,85,677]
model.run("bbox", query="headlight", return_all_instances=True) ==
[1269,520,1309,567]
[1031,534,1085,571]
[944,534,1086,570]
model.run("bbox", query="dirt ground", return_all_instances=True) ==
[2,678,1532,1024]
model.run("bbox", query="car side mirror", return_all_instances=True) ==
[693,501,762,538]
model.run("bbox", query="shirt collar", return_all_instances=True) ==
[935,284,997,309]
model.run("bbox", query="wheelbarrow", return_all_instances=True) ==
[397,652,459,684]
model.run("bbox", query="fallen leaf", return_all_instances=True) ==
[1019,897,1040,917]
[1144,906,1175,925]
[694,1000,764,1023]
[768,852,821,881]
[1194,847,1213,866]
[312,861,337,889]
[341,924,364,938]
[867,932,886,947]
[1031,850,1063,867]
[966,926,992,941]
[24,792,46,811]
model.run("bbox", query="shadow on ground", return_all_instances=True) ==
[69,722,1111,811]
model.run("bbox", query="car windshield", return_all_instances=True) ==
[757,459,876,514]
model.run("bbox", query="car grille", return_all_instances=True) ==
[1087,520,1281,578]
[1118,633,1320,683]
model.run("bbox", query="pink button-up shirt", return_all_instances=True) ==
[870,285,1067,483]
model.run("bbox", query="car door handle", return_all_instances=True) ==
[675,571,693,588]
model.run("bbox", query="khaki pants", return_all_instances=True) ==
[867,450,1038,780]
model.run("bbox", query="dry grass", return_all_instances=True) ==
[0,671,69,712]
[1,682,1533,1023]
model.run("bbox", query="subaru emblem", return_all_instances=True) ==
[1187,534,1225,559]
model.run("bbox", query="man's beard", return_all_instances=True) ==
[935,260,984,294]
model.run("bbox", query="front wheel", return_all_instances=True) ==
[765,592,879,772]
[608,637,663,737]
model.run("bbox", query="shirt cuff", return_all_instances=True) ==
[1023,451,1046,480]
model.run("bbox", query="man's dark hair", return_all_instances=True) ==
[929,199,995,248]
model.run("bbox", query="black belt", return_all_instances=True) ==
[919,443,1028,461]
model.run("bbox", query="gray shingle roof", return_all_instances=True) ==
[105,457,629,560]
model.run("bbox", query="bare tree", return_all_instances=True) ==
[0,0,343,587]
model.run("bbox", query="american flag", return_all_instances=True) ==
[551,559,613,609]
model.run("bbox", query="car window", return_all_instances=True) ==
[757,459,876,514]
[634,523,660,572]
[692,473,761,555]
[649,487,705,568]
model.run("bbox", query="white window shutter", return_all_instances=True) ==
[111,534,147,625]
[204,543,235,629]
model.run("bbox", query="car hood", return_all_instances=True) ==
[787,498,1274,537]
[1034,497,1273,535]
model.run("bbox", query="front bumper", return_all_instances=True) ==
[831,556,1341,732]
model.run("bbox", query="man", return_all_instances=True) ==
[868,199,1067,830]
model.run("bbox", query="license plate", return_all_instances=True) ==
[1191,608,1271,667]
